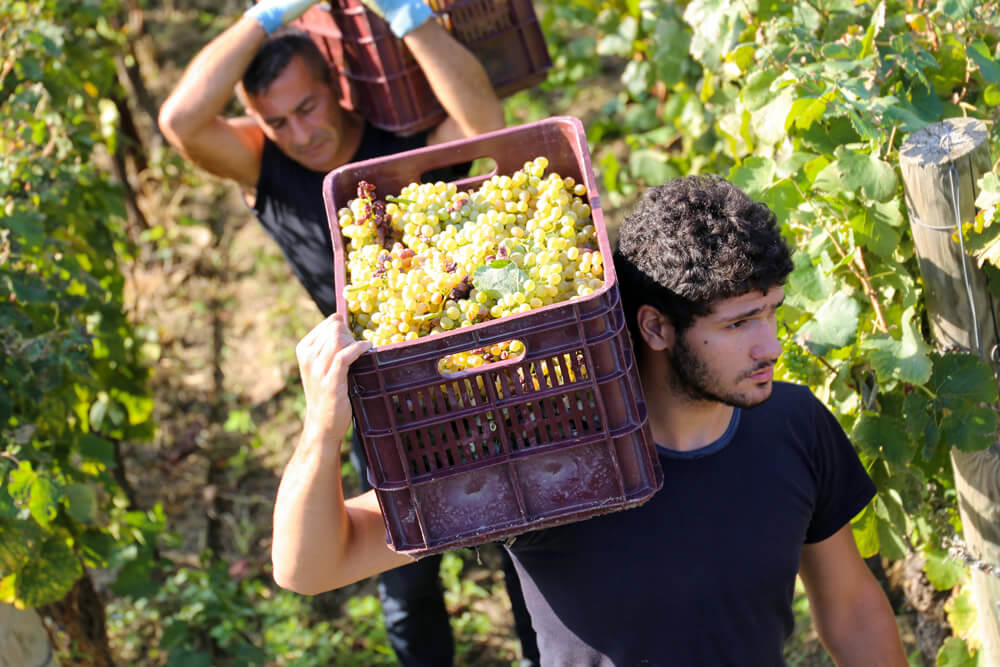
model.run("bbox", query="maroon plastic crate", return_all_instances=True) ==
[323,117,663,556]
[293,0,551,135]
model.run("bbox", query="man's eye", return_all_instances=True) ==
[727,320,746,329]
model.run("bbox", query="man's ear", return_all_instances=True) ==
[636,304,674,352]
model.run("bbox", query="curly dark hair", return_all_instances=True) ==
[242,28,332,97]
[613,175,793,345]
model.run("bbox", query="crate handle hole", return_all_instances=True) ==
[437,338,526,378]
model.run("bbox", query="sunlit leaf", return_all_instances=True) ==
[922,546,964,591]
[851,505,880,558]
[860,307,932,385]
[796,291,860,356]
[929,353,998,409]
[15,534,81,607]
[940,406,996,453]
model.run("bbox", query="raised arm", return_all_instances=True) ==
[158,0,318,187]
[404,21,506,143]
[361,0,505,144]
[798,525,907,666]
[271,315,414,594]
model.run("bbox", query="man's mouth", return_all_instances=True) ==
[746,364,774,382]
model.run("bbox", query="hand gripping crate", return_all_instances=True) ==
[293,0,551,135]
[323,117,663,556]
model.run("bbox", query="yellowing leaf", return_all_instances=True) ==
[83,81,99,98]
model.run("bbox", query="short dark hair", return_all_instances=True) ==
[613,175,794,344]
[242,28,332,97]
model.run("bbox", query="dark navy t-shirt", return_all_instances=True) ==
[506,382,876,666]
[252,124,433,316]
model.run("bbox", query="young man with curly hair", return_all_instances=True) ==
[274,175,908,664]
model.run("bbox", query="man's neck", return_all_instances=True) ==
[639,360,735,453]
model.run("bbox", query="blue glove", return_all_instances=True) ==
[359,0,435,38]
[245,0,318,35]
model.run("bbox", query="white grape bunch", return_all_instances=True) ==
[336,157,605,372]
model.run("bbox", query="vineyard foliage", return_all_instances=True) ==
[541,0,1000,578]
[3,0,1000,662]
[1,0,161,609]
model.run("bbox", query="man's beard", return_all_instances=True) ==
[668,333,773,409]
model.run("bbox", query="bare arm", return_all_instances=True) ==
[271,315,413,594]
[798,525,907,666]
[403,20,506,145]
[157,16,269,188]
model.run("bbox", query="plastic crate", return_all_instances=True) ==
[293,0,551,135]
[323,117,663,556]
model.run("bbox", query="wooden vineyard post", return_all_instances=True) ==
[899,117,1000,661]
[0,603,57,667]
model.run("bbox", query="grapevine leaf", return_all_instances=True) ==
[859,1,885,59]
[9,461,59,529]
[622,60,652,98]
[859,307,932,385]
[902,392,934,444]
[728,156,775,199]
[79,434,116,467]
[785,97,827,131]
[472,260,529,299]
[111,551,160,598]
[796,291,860,356]
[651,17,690,87]
[629,148,675,185]
[945,588,979,641]
[922,546,964,591]
[967,42,1000,84]
[683,0,743,70]
[15,534,81,607]
[974,172,1000,212]
[938,0,976,20]
[742,70,777,111]
[63,483,99,524]
[884,101,933,132]
[836,149,898,202]
[929,353,998,410]
[935,637,977,667]
[750,88,796,146]
[873,487,908,536]
[0,518,41,572]
[940,406,996,453]
[596,15,637,57]
[851,505,880,559]
[759,180,802,224]
[876,516,907,560]
[786,251,835,311]
[852,413,914,465]
[850,210,900,261]
[867,199,905,228]
[985,83,1000,107]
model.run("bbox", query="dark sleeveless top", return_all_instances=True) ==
[252,123,433,316]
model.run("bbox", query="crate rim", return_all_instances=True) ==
[323,115,615,362]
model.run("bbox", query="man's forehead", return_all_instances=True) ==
[703,287,785,318]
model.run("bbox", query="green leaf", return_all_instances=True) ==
[876,515,907,560]
[9,462,59,529]
[922,546,964,591]
[596,15,637,57]
[968,41,1000,85]
[929,353,998,410]
[850,209,901,261]
[0,518,41,572]
[785,96,827,131]
[3,211,46,246]
[859,1,885,59]
[903,392,934,450]
[742,70,778,111]
[945,587,978,641]
[161,620,191,649]
[622,60,651,98]
[940,406,996,453]
[873,487,908,536]
[851,505,880,558]
[111,552,160,598]
[684,0,744,70]
[796,291,860,356]
[759,180,802,224]
[79,434,116,467]
[628,149,676,186]
[63,483,99,524]
[853,413,914,465]
[937,0,976,20]
[15,534,82,607]
[750,88,796,146]
[836,149,898,202]
[936,637,977,667]
[860,307,932,385]
[728,157,775,199]
[786,251,835,311]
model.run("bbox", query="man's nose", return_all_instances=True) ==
[753,322,782,361]
[289,117,310,145]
